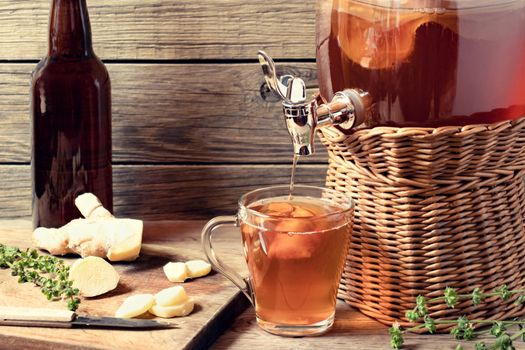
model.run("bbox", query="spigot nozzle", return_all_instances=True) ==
[258,51,370,157]
[283,102,316,156]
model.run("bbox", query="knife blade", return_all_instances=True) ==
[0,307,175,330]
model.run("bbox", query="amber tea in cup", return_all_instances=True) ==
[202,185,353,336]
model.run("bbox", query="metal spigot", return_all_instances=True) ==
[258,51,371,156]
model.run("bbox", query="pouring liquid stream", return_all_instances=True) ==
[288,154,300,200]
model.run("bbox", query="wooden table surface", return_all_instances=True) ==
[0,220,250,350]
[0,220,516,350]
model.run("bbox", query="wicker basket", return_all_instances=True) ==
[319,118,525,328]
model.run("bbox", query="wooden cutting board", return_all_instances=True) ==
[0,220,249,350]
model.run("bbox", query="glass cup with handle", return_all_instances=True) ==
[202,185,353,336]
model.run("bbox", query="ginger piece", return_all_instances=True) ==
[69,256,120,297]
[154,286,188,307]
[32,227,69,256]
[75,193,113,219]
[118,287,194,320]
[163,262,188,282]
[32,193,143,261]
[115,294,154,319]
[163,260,212,282]
[60,219,109,258]
[105,219,143,262]
[185,260,212,279]
[266,219,321,260]
[149,299,194,318]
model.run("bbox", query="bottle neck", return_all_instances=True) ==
[48,0,94,58]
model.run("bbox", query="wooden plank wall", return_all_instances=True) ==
[0,0,327,220]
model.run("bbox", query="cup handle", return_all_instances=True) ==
[201,216,254,305]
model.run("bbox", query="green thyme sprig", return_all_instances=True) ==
[0,244,80,311]
[390,286,525,350]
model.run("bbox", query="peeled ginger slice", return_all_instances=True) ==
[163,262,189,282]
[115,294,154,319]
[186,260,211,279]
[69,257,119,297]
[150,299,194,318]
[154,286,188,307]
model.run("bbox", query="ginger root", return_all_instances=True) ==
[32,193,143,261]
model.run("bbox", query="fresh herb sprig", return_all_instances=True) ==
[0,244,80,311]
[390,286,525,350]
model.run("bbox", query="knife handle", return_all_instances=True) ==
[0,307,75,322]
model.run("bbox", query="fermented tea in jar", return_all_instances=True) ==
[316,0,525,127]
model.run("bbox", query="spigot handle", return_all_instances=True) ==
[257,51,371,156]
[258,51,289,101]
[286,78,307,105]
[258,51,306,105]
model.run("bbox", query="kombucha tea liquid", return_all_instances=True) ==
[317,0,525,127]
[241,197,352,325]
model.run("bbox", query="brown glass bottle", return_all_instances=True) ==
[31,0,112,228]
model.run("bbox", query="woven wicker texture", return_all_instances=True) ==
[319,118,525,328]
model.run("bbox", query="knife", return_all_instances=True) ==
[0,307,175,330]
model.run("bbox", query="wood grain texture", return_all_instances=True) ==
[0,63,322,164]
[211,302,508,350]
[0,0,315,60]
[0,220,249,350]
[0,164,326,220]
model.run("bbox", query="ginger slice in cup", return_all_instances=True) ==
[291,206,315,218]
[265,201,294,216]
